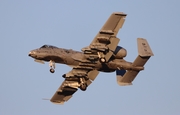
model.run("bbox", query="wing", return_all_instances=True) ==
[50,80,78,104]
[50,68,99,104]
[82,12,127,62]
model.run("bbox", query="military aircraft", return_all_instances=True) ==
[28,12,154,104]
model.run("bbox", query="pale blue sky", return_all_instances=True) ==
[1,0,180,115]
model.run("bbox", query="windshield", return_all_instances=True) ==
[40,45,58,49]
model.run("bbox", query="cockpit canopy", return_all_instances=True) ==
[40,45,58,49]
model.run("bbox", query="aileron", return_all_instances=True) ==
[100,12,127,36]
[50,83,78,104]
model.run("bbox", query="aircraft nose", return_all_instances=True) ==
[28,51,36,57]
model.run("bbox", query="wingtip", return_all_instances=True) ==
[50,100,64,105]
[113,12,127,16]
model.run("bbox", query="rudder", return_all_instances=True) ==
[137,38,154,57]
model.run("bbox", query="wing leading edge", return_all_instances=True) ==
[91,12,127,44]
[82,12,127,62]
[50,69,99,104]
[50,80,78,104]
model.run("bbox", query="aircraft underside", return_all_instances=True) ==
[28,12,154,104]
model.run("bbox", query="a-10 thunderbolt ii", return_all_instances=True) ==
[28,12,154,104]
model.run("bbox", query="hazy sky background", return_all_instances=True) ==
[1,0,180,115]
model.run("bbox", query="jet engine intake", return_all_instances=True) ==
[114,46,127,59]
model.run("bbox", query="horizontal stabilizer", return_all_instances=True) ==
[137,38,154,57]
[116,38,154,86]
[116,56,150,86]
[117,55,151,86]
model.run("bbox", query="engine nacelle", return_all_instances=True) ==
[114,46,127,59]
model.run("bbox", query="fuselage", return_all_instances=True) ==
[28,45,144,72]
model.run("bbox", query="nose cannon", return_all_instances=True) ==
[28,50,37,58]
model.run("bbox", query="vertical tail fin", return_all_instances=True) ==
[116,38,154,86]
[137,38,154,57]
[133,38,154,67]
